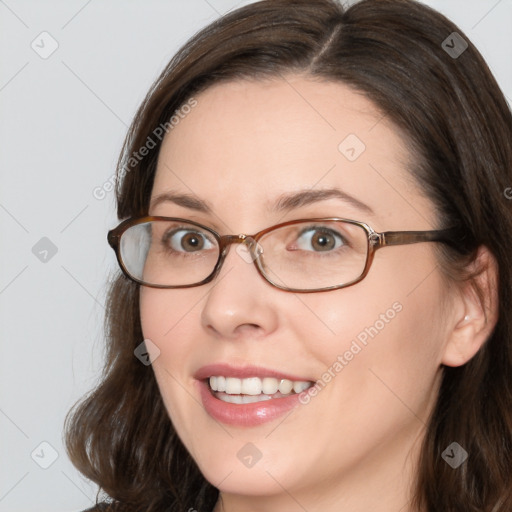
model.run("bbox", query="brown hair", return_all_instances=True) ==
[64,1,512,510]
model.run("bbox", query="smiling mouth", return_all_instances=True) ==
[207,375,314,404]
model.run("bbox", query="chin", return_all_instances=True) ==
[200,461,292,497]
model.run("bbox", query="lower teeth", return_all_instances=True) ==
[214,391,291,404]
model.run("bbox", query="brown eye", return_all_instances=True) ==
[295,227,344,252]
[163,229,214,253]
[311,231,335,251]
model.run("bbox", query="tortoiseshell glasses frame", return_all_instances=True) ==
[107,216,458,293]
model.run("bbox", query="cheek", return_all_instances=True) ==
[139,288,193,401]
[139,287,204,446]
[139,287,193,342]
[295,250,448,399]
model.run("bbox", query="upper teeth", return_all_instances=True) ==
[209,376,312,395]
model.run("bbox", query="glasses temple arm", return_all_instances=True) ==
[375,228,458,247]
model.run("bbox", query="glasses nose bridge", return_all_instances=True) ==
[214,233,263,275]
[218,233,254,254]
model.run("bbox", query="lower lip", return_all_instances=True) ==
[197,379,307,427]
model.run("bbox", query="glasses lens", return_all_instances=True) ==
[257,220,368,290]
[120,220,219,286]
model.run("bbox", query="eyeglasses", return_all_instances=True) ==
[107,216,457,293]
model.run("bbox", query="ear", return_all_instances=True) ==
[441,245,499,367]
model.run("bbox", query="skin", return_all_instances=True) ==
[139,74,496,512]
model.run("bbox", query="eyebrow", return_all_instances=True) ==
[149,187,374,216]
[270,188,374,215]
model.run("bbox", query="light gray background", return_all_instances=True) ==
[0,1,510,511]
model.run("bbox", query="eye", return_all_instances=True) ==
[162,228,215,253]
[295,226,346,252]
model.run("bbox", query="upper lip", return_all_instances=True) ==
[194,363,315,382]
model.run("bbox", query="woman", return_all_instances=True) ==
[65,0,512,511]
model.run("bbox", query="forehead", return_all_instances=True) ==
[158,75,391,169]
[152,74,433,231]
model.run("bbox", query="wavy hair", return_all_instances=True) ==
[64,1,512,510]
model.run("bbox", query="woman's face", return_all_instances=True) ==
[140,75,455,507]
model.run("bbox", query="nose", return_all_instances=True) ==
[200,240,279,340]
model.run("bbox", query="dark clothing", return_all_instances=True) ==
[82,504,110,512]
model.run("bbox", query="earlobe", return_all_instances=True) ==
[441,246,499,368]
